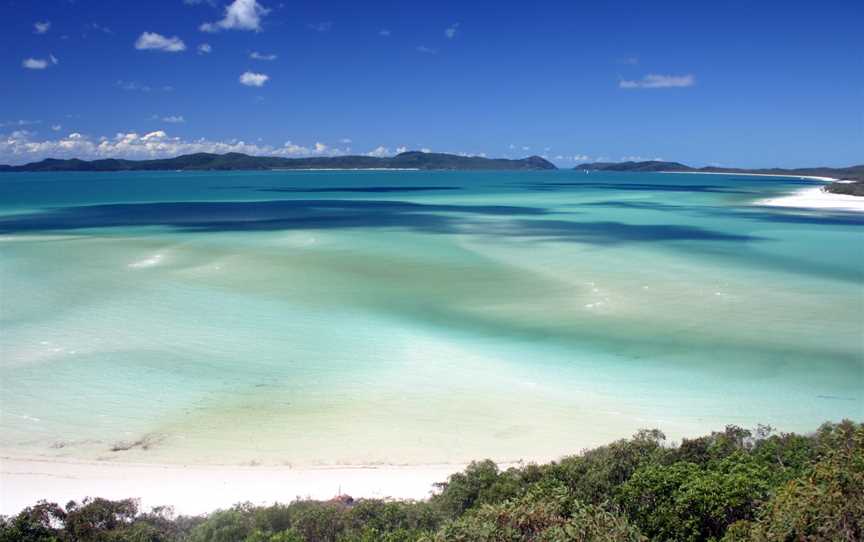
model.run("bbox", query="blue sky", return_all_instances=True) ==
[2,0,862,166]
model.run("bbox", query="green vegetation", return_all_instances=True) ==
[574,161,693,173]
[0,151,557,172]
[3,421,861,541]
[825,181,864,196]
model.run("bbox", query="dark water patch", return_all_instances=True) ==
[479,219,759,244]
[582,201,692,211]
[585,200,864,226]
[0,199,547,235]
[257,186,461,193]
[737,208,864,226]
[0,199,758,245]
[524,182,755,194]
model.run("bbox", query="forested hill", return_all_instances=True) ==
[575,160,864,181]
[0,151,556,172]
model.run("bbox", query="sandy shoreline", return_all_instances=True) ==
[0,456,474,516]
[756,186,864,212]
[663,170,864,212]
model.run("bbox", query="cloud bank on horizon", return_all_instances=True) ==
[1,130,587,166]
[4,0,862,167]
[0,130,352,163]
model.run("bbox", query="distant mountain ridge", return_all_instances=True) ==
[0,151,557,172]
[575,160,864,181]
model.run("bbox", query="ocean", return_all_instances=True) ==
[0,169,861,466]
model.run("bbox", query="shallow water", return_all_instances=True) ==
[0,170,862,465]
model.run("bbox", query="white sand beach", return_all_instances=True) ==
[757,186,864,212]
[663,170,864,212]
[0,457,467,516]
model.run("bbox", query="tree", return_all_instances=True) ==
[433,483,643,542]
[0,501,65,542]
[745,423,864,541]
[549,429,666,505]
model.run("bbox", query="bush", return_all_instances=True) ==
[617,453,775,542]
[548,429,666,505]
[746,423,864,541]
[433,482,643,541]
[0,501,65,542]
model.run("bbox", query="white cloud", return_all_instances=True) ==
[378,29,391,37]
[307,21,332,32]
[250,51,277,60]
[366,146,390,157]
[50,54,59,65]
[420,147,432,153]
[141,130,167,141]
[161,115,186,123]
[118,80,149,91]
[22,58,50,70]
[91,23,113,35]
[51,125,62,131]
[281,141,310,154]
[117,80,173,92]
[34,21,51,34]
[135,32,186,52]
[620,155,663,162]
[618,56,639,65]
[239,71,269,86]
[201,0,269,32]
[198,43,212,54]
[416,45,437,54]
[396,146,408,154]
[552,154,592,162]
[619,74,694,89]
[340,138,352,144]
[445,23,459,39]
[0,130,354,164]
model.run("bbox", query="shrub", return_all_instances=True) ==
[433,482,642,541]
[549,429,666,505]
[746,423,864,541]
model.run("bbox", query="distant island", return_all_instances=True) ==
[0,151,556,172]
[576,160,864,196]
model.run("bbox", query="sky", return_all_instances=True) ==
[1,0,862,167]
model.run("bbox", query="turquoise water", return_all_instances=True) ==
[0,170,862,466]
